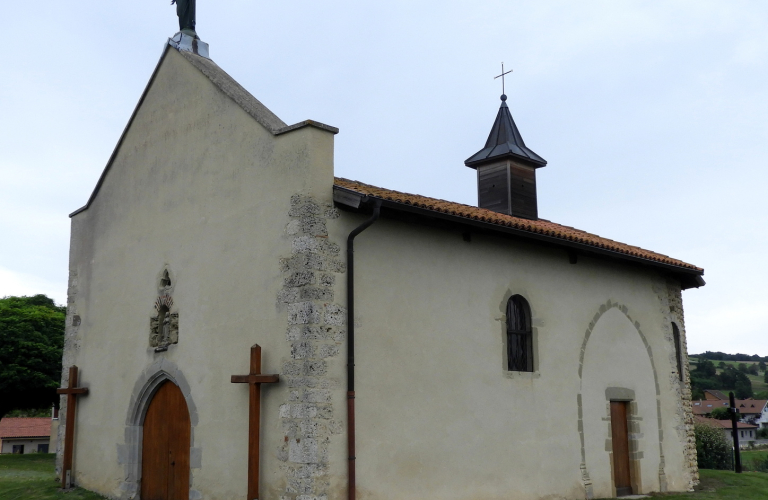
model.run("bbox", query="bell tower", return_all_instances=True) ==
[464,93,546,220]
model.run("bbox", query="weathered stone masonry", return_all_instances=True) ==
[666,280,698,489]
[277,195,346,500]
[56,270,83,482]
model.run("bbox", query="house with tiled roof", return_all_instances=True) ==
[60,30,703,500]
[692,399,768,428]
[704,389,729,401]
[0,417,54,454]
[694,416,759,448]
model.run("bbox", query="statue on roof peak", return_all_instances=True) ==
[171,0,196,37]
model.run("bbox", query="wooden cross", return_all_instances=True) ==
[729,391,743,473]
[56,365,89,489]
[231,344,279,500]
[494,62,513,95]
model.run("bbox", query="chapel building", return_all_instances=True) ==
[58,33,704,500]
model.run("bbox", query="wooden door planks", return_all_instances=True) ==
[141,381,191,500]
[610,401,632,497]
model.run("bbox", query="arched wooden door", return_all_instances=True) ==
[141,381,191,500]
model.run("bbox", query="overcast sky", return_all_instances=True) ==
[1,1,766,356]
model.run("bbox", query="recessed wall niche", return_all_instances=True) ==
[157,267,175,295]
[151,267,179,351]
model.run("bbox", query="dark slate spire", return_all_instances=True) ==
[464,95,546,168]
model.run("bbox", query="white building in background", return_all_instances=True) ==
[0,417,54,454]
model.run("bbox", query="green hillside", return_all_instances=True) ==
[689,357,768,399]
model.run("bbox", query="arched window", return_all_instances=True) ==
[507,295,533,372]
[672,322,683,381]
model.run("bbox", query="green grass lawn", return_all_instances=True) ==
[0,454,106,500]
[644,469,768,499]
[593,469,768,499]
[3,454,767,500]
[741,450,768,472]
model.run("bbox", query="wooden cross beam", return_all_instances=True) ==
[231,344,279,500]
[56,365,89,489]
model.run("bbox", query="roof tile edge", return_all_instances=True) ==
[333,177,703,274]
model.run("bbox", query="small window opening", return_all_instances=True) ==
[672,323,683,381]
[507,295,533,372]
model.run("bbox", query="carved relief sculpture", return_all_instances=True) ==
[161,312,171,345]
[150,290,179,351]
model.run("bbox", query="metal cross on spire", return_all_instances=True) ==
[494,62,513,98]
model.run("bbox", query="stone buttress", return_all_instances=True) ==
[276,195,347,500]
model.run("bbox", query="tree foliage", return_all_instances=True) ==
[690,363,753,400]
[695,422,732,470]
[0,295,65,420]
[709,407,731,420]
[693,351,766,362]
[697,360,717,377]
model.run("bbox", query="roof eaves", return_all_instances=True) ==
[0,434,49,439]
[332,184,705,288]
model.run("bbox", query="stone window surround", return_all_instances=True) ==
[117,358,202,500]
[499,290,540,378]
[603,388,645,497]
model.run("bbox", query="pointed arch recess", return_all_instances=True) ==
[575,300,666,499]
[116,359,201,500]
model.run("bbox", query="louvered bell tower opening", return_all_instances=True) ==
[465,94,546,220]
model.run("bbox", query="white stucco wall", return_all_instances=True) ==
[725,428,757,445]
[1,439,50,454]
[62,46,339,500]
[335,216,693,499]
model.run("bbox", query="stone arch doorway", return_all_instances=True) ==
[118,360,201,500]
[141,380,191,500]
[576,301,665,499]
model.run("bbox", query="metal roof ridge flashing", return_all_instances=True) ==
[169,32,210,59]
[275,120,339,136]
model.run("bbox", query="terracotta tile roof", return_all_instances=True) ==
[691,400,768,415]
[0,418,51,439]
[704,389,729,400]
[334,178,703,272]
[694,416,758,429]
